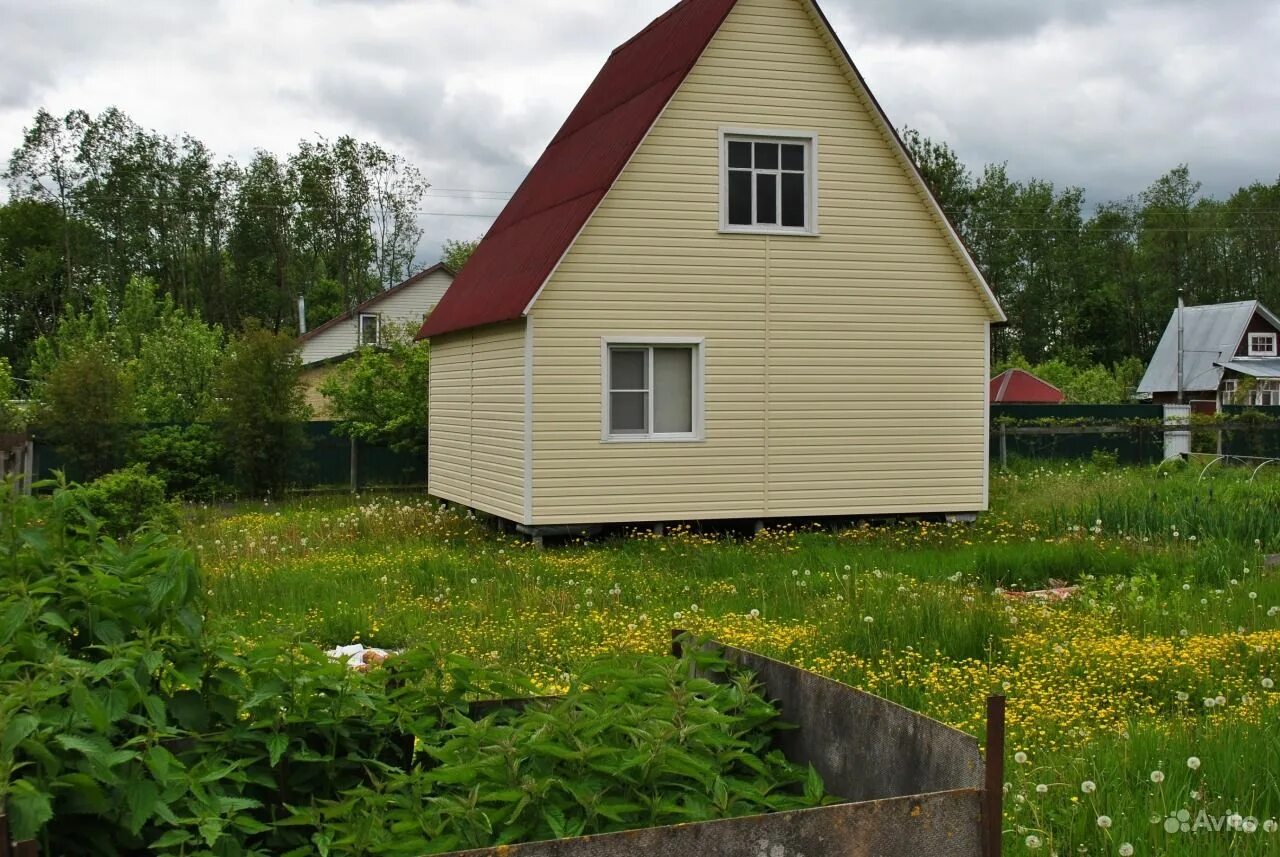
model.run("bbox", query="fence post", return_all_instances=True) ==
[349,437,359,494]
[999,424,1008,470]
[983,695,1006,857]
[21,441,34,496]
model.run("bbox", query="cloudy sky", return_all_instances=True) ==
[4,0,1278,265]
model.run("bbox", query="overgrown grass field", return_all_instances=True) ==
[192,461,1280,855]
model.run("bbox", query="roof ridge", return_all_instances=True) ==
[610,0,700,56]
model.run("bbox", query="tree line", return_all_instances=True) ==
[1,107,429,377]
[4,106,1280,403]
[901,129,1280,370]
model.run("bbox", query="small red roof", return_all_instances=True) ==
[990,369,1065,404]
[417,0,738,339]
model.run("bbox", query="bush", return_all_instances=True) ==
[1,482,826,855]
[79,464,178,537]
[0,356,26,434]
[135,423,228,501]
[215,322,311,496]
[320,322,429,455]
[35,350,136,479]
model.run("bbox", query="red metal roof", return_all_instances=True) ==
[418,0,739,339]
[990,369,1065,404]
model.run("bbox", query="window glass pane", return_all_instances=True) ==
[610,348,647,390]
[781,173,805,228]
[728,141,752,169]
[728,170,753,226]
[754,142,778,170]
[360,315,378,345]
[781,144,805,171]
[756,173,777,225]
[610,392,648,434]
[653,348,693,434]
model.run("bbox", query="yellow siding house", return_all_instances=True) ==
[419,0,1005,532]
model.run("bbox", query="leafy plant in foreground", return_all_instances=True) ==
[297,647,830,856]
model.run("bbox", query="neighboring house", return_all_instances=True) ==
[419,0,1006,532]
[298,263,454,417]
[990,369,1064,405]
[1137,299,1280,411]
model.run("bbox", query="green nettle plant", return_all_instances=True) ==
[0,481,828,856]
[296,651,828,856]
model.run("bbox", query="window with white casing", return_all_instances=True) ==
[721,130,818,235]
[1249,332,1277,356]
[1256,380,1280,407]
[359,313,380,347]
[603,339,703,442]
[1221,378,1238,405]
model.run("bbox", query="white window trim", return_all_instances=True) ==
[600,336,706,443]
[358,313,380,346]
[1248,332,1277,357]
[718,127,819,237]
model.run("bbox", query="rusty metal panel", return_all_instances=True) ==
[700,640,985,802]
[443,789,983,857]
[436,638,990,857]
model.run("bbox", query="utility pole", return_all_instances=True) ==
[1176,289,1185,405]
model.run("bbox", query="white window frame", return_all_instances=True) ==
[600,336,705,443]
[1248,332,1277,357]
[1256,380,1280,407]
[718,128,819,237]
[358,313,380,347]
[1221,378,1238,407]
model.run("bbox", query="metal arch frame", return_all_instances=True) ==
[1250,459,1280,482]
[1198,455,1229,481]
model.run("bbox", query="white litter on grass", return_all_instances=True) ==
[327,644,392,668]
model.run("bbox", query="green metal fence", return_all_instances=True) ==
[990,404,1166,465]
[1220,406,1280,460]
[32,422,425,492]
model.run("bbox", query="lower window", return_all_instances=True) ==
[604,341,702,441]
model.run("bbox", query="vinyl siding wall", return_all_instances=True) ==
[300,268,454,365]
[526,0,992,524]
[428,321,526,521]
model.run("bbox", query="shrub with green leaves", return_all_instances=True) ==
[297,649,830,856]
[0,482,828,856]
[214,321,311,497]
[79,464,179,538]
[135,424,229,501]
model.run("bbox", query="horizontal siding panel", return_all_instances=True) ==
[428,322,526,522]
[526,0,991,524]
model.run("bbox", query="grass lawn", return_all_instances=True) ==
[191,461,1280,855]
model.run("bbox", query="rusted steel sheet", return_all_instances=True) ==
[696,639,985,802]
[443,789,983,857]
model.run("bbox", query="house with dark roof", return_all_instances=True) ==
[990,369,1064,405]
[1137,300,1280,411]
[420,0,1005,531]
[297,263,453,416]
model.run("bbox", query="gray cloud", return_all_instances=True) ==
[2,0,1279,263]
[825,0,1271,43]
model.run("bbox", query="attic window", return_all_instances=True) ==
[359,313,380,347]
[1249,332,1277,357]
[720,130,818,235]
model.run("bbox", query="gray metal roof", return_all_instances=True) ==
[1220,358,1280,379]
[1137,300,1279,394]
